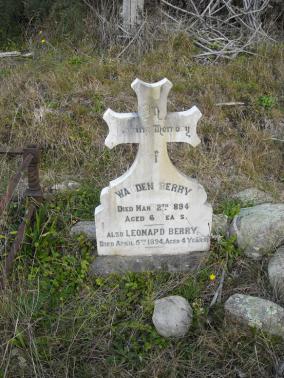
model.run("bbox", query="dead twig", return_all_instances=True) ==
[116,20,146,58]
[215,102,246,106]
[209,267,226,307]
[161,0,274,61]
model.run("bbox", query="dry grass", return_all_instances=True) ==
[0,33,283,377]
[0,36,283,200]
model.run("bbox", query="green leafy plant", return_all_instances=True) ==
[218,199,241,219]
[258,95,277,109]
[108,322,168,366]
[17,190,95,310]
[68,55,84,66]
[91,94,104,113]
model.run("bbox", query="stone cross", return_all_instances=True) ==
[95,78,212,257]
[104,78,201,176]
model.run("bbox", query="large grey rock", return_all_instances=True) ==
[152,295,193,338]
[229,203,284,260]
[268,246,284,301]
[70,221,96,240]
[225,294,284,338]
[233,187,274,205]
[212,214,228,236]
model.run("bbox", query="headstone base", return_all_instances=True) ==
[90,252,209,275]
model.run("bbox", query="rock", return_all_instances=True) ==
[268,246,284,301]
[212,214,228,235]
[152,295,192,338]
[233,187,273,205]
[225,294,284,338]
[50,180,80,192]
[229,203,284,260]
[70,221,96,240]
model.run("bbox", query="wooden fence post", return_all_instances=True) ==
[122,0,144,29]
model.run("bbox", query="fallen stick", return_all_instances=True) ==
[265,137,284,142]
[0,51,33,58]
[209,267,226,308]
[215,102,246,106]
[116,21,146,58]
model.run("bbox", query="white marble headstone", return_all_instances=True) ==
[95,78,212,256]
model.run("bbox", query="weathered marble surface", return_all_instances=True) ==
[229,203,284,260]
[225,294,284,338]
[152,296,193,338]
[71,214,227,242]
[95,78,212,257]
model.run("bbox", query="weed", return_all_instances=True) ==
[108,322,168,366]
[258,95,277,110]
[68,55,84,66]
[219,235,240,261]
[218,199,241,218]
[91,94,104,113]
[19,204,92,309]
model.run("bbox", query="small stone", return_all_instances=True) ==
[232,188,274,205]
[212,214,228,236]
[152,295,193,338]
[225,294,284,338]
[229,203,284,260]
[70,221,96,240]
[268,246,284,301]
[276,360,284,377]
[51,180,80,192]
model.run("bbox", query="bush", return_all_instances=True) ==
[0,0,25,47]
[0,0,88,47]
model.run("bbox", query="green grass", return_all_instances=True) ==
[0,187,283,377]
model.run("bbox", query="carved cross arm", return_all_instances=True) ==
[164,106,202,147]
[103,109,140,149]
